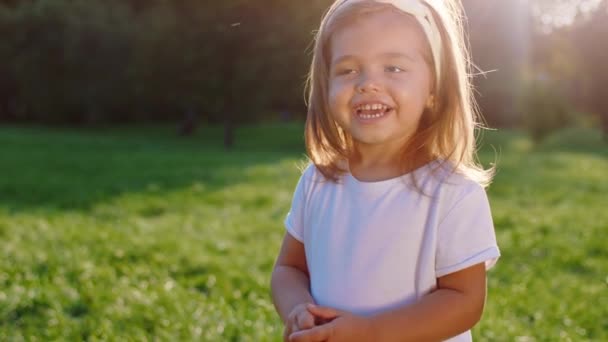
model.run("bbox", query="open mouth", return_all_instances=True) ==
[355,103,393,120]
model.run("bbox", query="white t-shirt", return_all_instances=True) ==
[284,160,500,342]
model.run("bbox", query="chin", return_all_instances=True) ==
[353,136,389,145]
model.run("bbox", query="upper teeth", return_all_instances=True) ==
[357,104,388,111]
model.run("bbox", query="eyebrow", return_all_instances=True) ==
[331,52,416,65]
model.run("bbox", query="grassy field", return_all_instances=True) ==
[0,123,606,341]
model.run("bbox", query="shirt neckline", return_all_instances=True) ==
[344,159,440,193]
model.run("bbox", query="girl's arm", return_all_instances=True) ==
[289,263,488,342]
[270,233,315,324]
[370,263,487,341]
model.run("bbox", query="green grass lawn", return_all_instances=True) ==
[0,123,606,341]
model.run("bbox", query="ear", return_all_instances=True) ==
[426,94,436,110]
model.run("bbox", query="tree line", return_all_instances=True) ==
[0,0,326,126]
[0,0,606,140]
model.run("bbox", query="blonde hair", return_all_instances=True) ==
[304,0,494,188]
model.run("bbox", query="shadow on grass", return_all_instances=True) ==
[1,124,604,214]
[532,127,608,157]
[474,127,607,221]
[0,123,307,213]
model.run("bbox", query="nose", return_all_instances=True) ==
[356,72,381,93]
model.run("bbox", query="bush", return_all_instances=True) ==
[521,79,574,143]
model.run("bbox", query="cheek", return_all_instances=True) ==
[328,80,350,110]
[393,77,430,111]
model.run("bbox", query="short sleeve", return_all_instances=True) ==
[283,168,309,243]
[435,184,500,277]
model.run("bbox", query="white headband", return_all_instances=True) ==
[330,0,443,86]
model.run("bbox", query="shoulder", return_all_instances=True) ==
[294,162,334,193]
[299,162,323,183]
[423,160,488,205]
[299,162,340,184]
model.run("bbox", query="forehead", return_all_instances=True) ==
[329,9,429,64]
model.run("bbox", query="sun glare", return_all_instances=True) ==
[531,0,604,31]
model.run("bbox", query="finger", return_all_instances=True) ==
[289,324,332,342]
[284,324,295,342]
[297,312,315,330]
[306,304,341,319]
[314,315,333,326]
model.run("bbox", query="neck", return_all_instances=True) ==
[352,144,399,169]
[349,139,404,182]
[348,139,432,182]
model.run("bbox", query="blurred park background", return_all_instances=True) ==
[0,0,606,340]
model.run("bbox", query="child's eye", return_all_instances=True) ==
[386,66,405,73]
[336,69,357,76]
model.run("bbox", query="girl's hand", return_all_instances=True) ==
[288,304,375,342]
[283,303,317,342]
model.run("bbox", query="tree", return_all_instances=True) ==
[570,1,608,139]
[463,0,531,127]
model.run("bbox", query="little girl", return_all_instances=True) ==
[271,0,500,341]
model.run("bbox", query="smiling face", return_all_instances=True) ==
[328,9,434,152]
